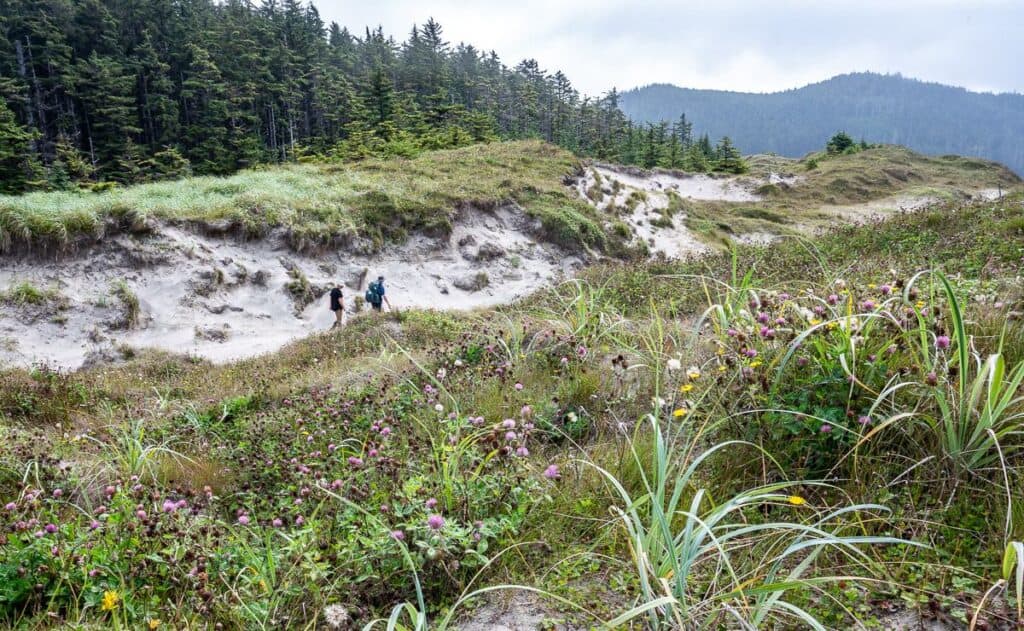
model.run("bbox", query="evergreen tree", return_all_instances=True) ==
[0,96,35,193]
[714,136,746,174]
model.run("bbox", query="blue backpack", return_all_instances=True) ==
[365,281,383,305]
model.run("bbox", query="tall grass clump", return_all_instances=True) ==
[591,410,910,629]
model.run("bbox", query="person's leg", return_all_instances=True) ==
[333,308,343,328]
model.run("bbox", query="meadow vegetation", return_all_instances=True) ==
[1,188,1023,628]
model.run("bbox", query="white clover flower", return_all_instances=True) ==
[434,403,444,413]
[323,604,350,628]
[686,366,701,380]
[666,358,682,371]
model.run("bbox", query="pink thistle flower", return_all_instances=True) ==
[514,382,524,391]
[295,515,305,526]
[516,446,530,457]
[136,510,147,520]
[4,502,15,511]
[52,489,63,498]
[827,294,840,305]
[858,416,871,425]
[520,405,533,418]
[44,523,57,534]
[237,515,250,526]
[331,479,343,490]
[380,427,392,437]
[90,520,101,530]
[368,448,379,458]
[543,464,561,480]
[820,424,833,433]
[502,419,516,429]
[162,500,177,513]
[936,335,951,349]
[272,518,283,527]
[391,529,405,541]
[425,497,438,509]
[504,431,517,441]
[427,514,445,530]
[348,456,364,468]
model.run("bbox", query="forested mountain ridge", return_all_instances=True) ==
[619,73,1024,175]
[0,0,746,194]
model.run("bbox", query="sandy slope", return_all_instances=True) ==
[0,205,578,370]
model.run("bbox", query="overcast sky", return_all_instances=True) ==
[314,0,1023,97]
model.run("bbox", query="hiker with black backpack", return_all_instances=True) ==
[365,275,391,313]
[328,283,345,329]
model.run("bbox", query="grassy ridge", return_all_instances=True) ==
[0,141,611,253]
[2,194,1023,628]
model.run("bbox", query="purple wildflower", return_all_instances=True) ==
[427,514,445,530]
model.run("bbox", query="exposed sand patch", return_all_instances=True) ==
[0,205,579,370]
[820,193,944,222]
[575,164,772,258]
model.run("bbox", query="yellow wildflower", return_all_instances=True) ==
[101,590,120,612]
[259,579,268,592]
[749,360,762,368]
[686,367,701,380]
[717,365,727,372]
[809,318,821,326]
[915,300,926,310]
[672,408,688,418]
[787,496,806,506]
[148,620,162,630]
[867,283,876,289]
[679,384,694,393]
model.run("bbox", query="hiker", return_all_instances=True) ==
[329,283,345,328]
[365,275,391,312]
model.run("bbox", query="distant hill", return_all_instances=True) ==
[619,73,1024,175]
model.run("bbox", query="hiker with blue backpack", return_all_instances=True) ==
[365,275,391,313]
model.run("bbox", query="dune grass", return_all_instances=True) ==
[0,140,611,253]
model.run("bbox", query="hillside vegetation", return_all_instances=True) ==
[621,73,1024,176]
[4,140,1016,258]
[0,141,616,254]
[2,167,1024,628]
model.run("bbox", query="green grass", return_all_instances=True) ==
[0,281,54,306]
[0,140,612,253]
